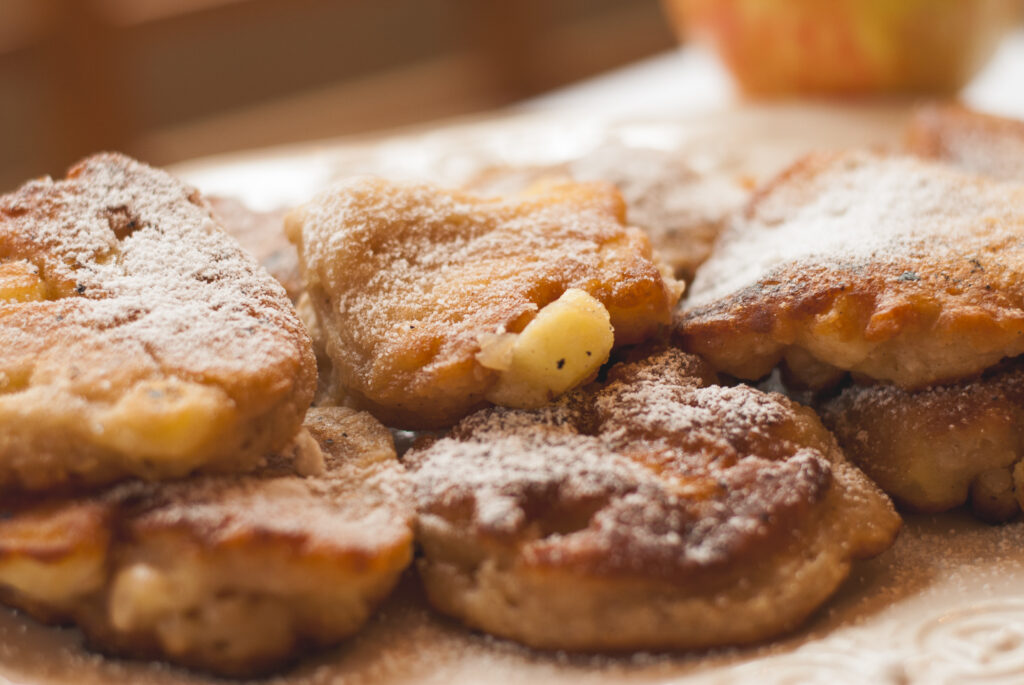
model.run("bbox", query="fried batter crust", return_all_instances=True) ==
[466,143,748,283]
[208,196,303,301]
[287,177,683,428]
[407,349,899,650]
[821,363,1024,520]
[0,154,316,493]
[0,407,413,677]
[678,150,1024,389]
[905,104,1024,181]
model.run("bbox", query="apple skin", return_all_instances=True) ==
[663,0,1020,94]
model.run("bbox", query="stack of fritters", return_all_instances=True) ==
[283,174,899,652]
[678,145,1024,521]
[1,143,909,675]
[0,406,412,676]
[0,154,414,676]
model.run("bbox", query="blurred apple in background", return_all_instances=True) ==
[663,0,1021,95]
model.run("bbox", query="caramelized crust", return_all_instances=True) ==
[407,349,899,650]
[466,143,748,283]
[678,150,1024,389]
[287,177,682,428]
[0,154,316,493]
[821,363,1024,521]
[0,407,413,677]
[905,104,1024,181]
[208,196,303,301]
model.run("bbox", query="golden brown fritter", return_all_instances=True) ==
[905,104,1024,181]
[820,363,1024,522]
[678,150,1024,390]
[0,407,414,677]
[203,196,341,406]
[208,196,303,301]
[406,348,899,651]
[287,177,683,428]
[466,143,749,283]
[0,154,316,493]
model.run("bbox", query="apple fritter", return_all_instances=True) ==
[466,143,749,283]
[905,104,1024,181]
[820,364,1024,522]
[286,177,683,428]
[0,407,414,677]
[208,196,303,301]
[406,348,899,651]
[678,150,1024,389]
[0,154,316,493]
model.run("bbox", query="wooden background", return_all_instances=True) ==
[0,0,676,192]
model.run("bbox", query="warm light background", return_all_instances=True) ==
[0,0,675,191]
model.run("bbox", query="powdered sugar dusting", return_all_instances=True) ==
[291,175,677,426]
[298,176,637,362]
[0,153,310,392]
[207,197,301,301]
[466,142,749,281]
[408,349,872,580]
[687,150,1024,308]
[96,407,411,554]
[597,363,790,457]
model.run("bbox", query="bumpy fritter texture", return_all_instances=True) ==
[406,348,899,651]
[0,407,414,677]
[0,154,316,493]
[821,363,1024,522]
[467,143,749,283]
[678,150,1024,389]
[905,104,1024,181]
[287,177,683,428]
[208,196,303,301]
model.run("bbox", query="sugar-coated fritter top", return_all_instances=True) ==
[0,153,316,493]
[679,150,1024,389]
[288,177,682,428]
[406,348,899,651]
